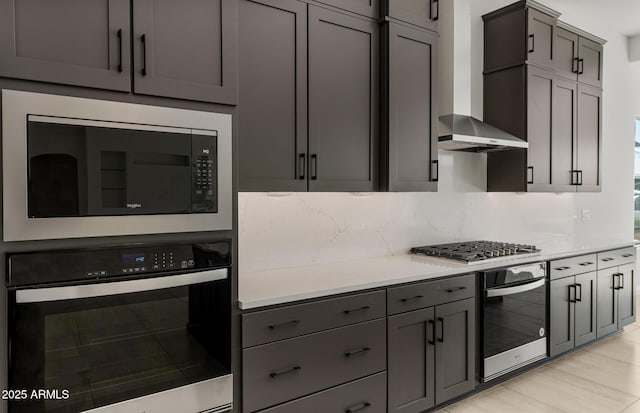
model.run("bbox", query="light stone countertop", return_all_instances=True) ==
[238,237,636,310]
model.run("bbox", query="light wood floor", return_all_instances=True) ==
[440,295,640,413]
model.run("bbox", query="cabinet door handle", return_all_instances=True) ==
[428,319,436,345]
[527,166,534,184]
[573,57,580,74]
[578,58,585,75]
[578,170,583,186]
[575,283,582,302]
[578,262,593,266]
[345,401,371,413]
[141,34,148,76]
[569,284,577,303]
[311,154,318,180]
[437,317,445,343]
[269,365,301,378]
[619,273,625,290]
[446,286,467,293]
[116,29,123,73]
[571,170,579,186]
[401,295,424,303]
[613,273,622,290]
[343,305,370,315]
[555,266,570,271]
[268,320,300,330]
[528,34,535,53]
[431,0,439,21]
[431,160,439,182]
[298,154,306,180]
[344,346,371,358]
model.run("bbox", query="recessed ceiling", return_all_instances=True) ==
[548,0,640,37]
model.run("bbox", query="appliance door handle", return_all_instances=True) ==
[486,278,546,298]
[15,269,228,304]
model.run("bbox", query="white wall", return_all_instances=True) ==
[238,0,640,274]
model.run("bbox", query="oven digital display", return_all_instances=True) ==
[122,253,145,266]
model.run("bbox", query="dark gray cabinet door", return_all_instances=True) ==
[549,276,575,357]
[308,6,379,192]
[132,0,237,104]
[388,307,435,413]
[237,0,307,192]
[526,8,555,69]
[574,271,597,347]
[552,77,578,191]
[0,0,130,91]
[576,84,601,192]
[597,268,619,338]
[618,263,636,327]
[578,37,603,88]
[555,27,579,81]
[386,23,438,192]
[435,299,475,404]
[526,65,554,191]
[386,0,439,31]
[313,0,379,18]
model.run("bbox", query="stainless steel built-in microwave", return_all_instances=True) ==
[2,90,232,241]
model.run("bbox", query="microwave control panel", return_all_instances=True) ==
[192,133,218,213]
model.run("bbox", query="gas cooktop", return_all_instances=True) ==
[410,240,540,264]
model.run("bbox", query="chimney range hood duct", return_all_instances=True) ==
[438,114,529,152]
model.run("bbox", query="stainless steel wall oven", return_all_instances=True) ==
[7,240,232,413]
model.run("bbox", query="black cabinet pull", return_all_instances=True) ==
[613,273,622,290]
[602,257,614,262]
[571,170,579,186]
[579,262,594,266]
[141,34,148,76]
[575,283,582,302]
[431,0,439,21]
[555,266,570,271]
[343,305,370,315]
[446,286,467,293]
[268,320,300,330]
[527,166,534,184]
[345,401,371,413]
[569,284,577,303]
[578,58,584,75]
[528,34,535,53]
[401,295,424,303]
[117,29,123,73]
[344,346,371,358]
[311,154,318,180]
[619,273,625,290]
[428,319,436,345]
[573,57,580,74]
[622,253,634,258]
[431,160,439,182]
[437,317,444,343]
[298,154,306,180]
[269,365,301,378]
[578,170,583,186]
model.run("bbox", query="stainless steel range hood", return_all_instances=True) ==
[439,114,528,152]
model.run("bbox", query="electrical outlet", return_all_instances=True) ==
[581,209,591,222]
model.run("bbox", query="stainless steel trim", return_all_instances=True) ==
[486,278,546,298]
[2,89,232,241]
[484,338,547,381]
[16,269,227,303]
[438,114,529,152]
[28,115,195,135]
[82,374,233,413]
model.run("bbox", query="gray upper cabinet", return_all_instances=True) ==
[555,27,579,81]
[552,77,578,190]
[132,0,237,104]
[308,6,379,192]
[383,23,438,192]
[0,0,131,91]
[313,0,379,19]
[526,8,555,69]
[578,37,603,88]
[526,65,554,191]
[384,0,439,32]
[237,0,307,191]
[556,24,604,88]
[576,84,601,192]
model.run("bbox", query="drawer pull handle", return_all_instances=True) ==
[345,402,371,413]
[555,266,570,271]
[446,286,467,293]
[269,365,301,378]
[268,320,300,330]
[343,305,371,315]
[622,254,633,258]
[578,262,594,266]
[401,295,424,303]
[602,258,614,262]
[344,347,371,358]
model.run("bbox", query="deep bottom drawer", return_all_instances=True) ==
[259,372,387,413]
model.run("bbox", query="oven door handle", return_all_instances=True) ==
[486,278,546,298]
[15,269,228,304]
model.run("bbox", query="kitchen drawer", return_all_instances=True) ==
[387,274,475,315]
[242,290,386,348]
[259,372,386,413]
[598,247,636,270]
[549,254,597,280]
[243,318,386,412]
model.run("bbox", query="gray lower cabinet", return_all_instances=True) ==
[383,22,439,192]
[0,0,131,91]
[388,298,475,413]
[597,263,636,338]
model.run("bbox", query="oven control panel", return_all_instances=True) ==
[192,134,217,213]
[7,240,231,287]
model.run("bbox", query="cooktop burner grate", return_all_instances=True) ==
[410,240,540,263]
